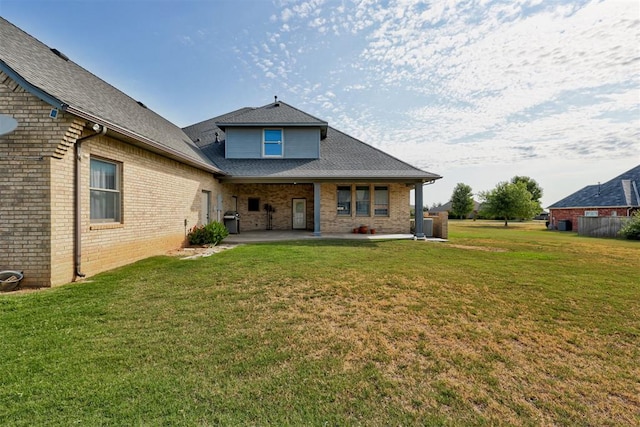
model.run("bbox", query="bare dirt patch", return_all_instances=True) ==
[446,244,508,252]
[167,244,239,259]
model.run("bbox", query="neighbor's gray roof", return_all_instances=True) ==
[0,17,221,173]
[429,200,481,212]
[548,165,640,209]
[184,113,441,182]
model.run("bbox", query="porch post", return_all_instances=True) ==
[414,181,425,239]
[313,182,321,236]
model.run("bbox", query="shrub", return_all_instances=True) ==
[187,221,229,246]
[618,211,640,240]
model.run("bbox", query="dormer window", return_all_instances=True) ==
[263,129,283,157]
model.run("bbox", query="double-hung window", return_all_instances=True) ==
[374,186,389,216]
[356,186,370,216]
[263,129,283,157]
[90,158,121,222]
[337,186,351,216]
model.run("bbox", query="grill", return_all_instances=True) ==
[223,211,240,234]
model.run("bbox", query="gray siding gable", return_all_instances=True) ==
[285,127,320,158]
[225,126,320,159]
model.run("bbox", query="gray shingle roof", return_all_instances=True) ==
[0,17,220,173]
[184,112,441,182]
[548,165,640,208]
[215,101,329,139]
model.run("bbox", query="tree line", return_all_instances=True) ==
[448,176,543,226]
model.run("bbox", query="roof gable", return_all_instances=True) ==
[215,101,328,138]
[548,165,640,209]
[185,110,441,182]
[0,17,220,173]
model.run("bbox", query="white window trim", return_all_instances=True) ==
[374,186,389,217]
[263,128,284,158]
[90,157,122,223]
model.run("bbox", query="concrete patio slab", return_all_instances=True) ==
[224,230,447,244]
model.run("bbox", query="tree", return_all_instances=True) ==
[479,181,539,226]
[511,176,543,203]
[450,183,474,219]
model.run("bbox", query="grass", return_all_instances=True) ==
[1,220,638,426]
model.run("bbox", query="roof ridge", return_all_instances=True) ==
[3,17,160,118]
[183,107,255,131]
[266,101,328,125]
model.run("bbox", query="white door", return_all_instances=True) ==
[200,191,211,225]
[292,198,306,229]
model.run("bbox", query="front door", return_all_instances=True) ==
[200,191,211,225]
[292,198,306,229]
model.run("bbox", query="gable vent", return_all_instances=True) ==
[136,101,147,109]
[50,48,69,61]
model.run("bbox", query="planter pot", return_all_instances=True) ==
[0,270,23,292]
[370,229,376,234]
[359,226,368,234]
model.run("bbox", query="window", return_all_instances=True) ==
[90,158,121,222]
[263,129,283,157]
[356,186,370,216]
[374,186,389,216]
[248,197,260,212]
[337,186,351,216]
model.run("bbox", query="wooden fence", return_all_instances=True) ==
[578,216,630,238]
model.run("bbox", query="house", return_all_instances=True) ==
[428,200,481,219]
[183,101,440,235]
[548,165,640,232]
[0,18,441,288]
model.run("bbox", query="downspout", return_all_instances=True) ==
[74,124,107,279]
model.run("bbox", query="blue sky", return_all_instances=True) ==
[2,0,639,207]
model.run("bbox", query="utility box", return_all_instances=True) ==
[423,218,433,237]
[558,219,572,231]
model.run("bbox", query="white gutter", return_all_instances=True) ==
[64,106,225,175]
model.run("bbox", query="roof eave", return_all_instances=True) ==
[220,175,441,184]
[66,105,227,176]
[548,204,638,209]
[1,60,67,110]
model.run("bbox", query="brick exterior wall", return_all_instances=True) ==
[75,135,228,283]
[549,207,633,232]
[1,73,231,287]
[1,72,84,287]
[319,183,410,233]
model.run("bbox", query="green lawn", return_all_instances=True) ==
[1,221,639,426]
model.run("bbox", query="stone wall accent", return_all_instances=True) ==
[432,212,449,239]
[319,183,410,233]
[230,183,314,231]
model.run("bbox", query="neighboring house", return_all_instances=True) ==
[428,200,481,219]
[548,165,640,232]
[0,18,441,288]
